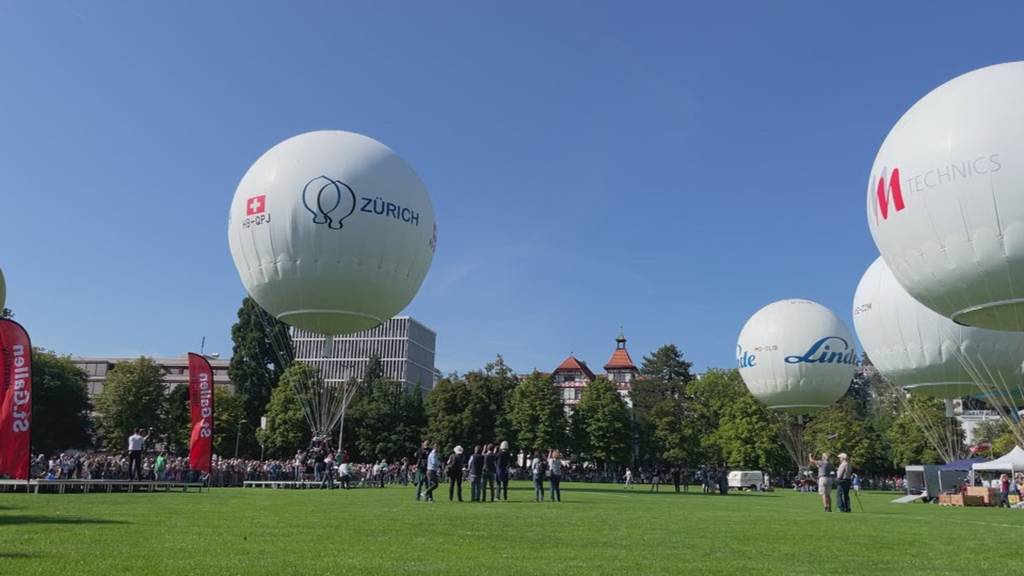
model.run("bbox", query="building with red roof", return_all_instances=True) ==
[552,330,639,409]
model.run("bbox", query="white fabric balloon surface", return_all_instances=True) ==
[737,299,855,414]
[229,131,437,335]
[853,257,1024,399]
[867,61,1024,331]
[0,267,5,310]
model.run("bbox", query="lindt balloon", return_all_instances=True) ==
[853,257,1024,399]
[736,299,856,413]
[228,131,437,335]
[867,62,1024,331]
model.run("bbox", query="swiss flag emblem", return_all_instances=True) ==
[246,195,266,216]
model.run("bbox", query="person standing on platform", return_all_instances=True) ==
[836,453,853,513]
[809,452,833,512]
[127,428,151,481]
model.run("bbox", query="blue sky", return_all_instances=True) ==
[2,1,1023,375]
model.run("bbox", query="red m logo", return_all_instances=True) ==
[874,168,904,221]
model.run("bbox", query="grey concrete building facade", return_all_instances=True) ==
[291,316,436,390]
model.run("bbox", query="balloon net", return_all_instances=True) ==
[948,343,1024,450]
[254,304,360,446]
[771,413,806,472]
[874,375,967,464]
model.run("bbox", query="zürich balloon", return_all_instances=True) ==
[736,299,856,413]
[228,131,437,335]
[853,257,1024,399]
[867,62,1024,331]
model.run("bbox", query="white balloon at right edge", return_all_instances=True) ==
[852,256,1024,399]
[867,61,1024,331]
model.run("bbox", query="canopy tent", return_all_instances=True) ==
[941,458,988,472]
[972,446,1024,473]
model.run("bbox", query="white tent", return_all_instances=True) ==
[972,446,1024,473]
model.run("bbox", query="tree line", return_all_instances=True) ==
[18,299,1020,475]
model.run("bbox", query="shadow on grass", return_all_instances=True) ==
[0,515,129,526]
[0,552,34,559]
[556,485,782,498]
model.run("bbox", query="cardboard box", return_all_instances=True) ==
[966,486,995,505]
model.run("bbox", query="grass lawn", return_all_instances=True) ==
[1,482,1021,575]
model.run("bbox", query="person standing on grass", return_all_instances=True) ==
[624,467,633,488]
[496,441,512,501]
[447,446,465,502]
[414,440,429,500]
[467,445,484,502]
[998,474,1011,508]
[483,444,497,502]
[424,442,441,502]
[532,450,547,502]
[836,453,852,513]
[127,427,151,481]
[320,452,335,489]
[809,452,833,512]
[338,458,351,490]
[650,464,661,493]
[548,449,563,502]
[671,465,681,493]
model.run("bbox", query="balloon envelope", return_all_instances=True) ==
[0,267,5,310]
[853,257,1024,399]
[737,299,856,414]
[868,61,1024,331]
[229,131,437,335]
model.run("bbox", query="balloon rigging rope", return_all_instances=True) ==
[955,350,1024,449]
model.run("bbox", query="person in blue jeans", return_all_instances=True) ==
[548,449,563,502]
[532,450,547,502]
[467,445,484,502]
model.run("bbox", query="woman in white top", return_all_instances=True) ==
[548,449,563,502]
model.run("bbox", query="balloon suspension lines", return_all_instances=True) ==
[254,305,360,445]
[876,376,964,464]
[952,348,1024,450]
[771,413,807,472]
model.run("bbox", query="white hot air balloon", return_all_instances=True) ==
[853,257,1024,400]
[737,299,856,414]
[229,130,437,337]
[867,62,1024,331]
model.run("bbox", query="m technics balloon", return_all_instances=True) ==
[853,257,1024,399]
[229,131,437,335]
[736,299,855,414]
[867,62,1024,331]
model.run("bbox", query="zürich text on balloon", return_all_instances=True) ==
[784,336,856,365]
[870,154,1002,224]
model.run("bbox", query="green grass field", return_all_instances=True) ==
[2,483,1021,575]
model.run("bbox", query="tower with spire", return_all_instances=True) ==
[604,328,639,399]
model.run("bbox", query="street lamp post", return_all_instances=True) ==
[234,419,248,459]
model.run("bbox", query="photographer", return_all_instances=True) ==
[127,427,152,481]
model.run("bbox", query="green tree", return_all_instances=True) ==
[255,364,312,459]
[345,379,426,462]
[508,371,567,453]
[806,403,889,474]
[94,357,167,450]
[229,297,291,457]
[424,375,472,452]
[213,387,249,457]
[165,384,191,456]
[572,377,631,468]
[639,344,694,382]
[31,349,92,454]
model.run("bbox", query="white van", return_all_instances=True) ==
[727,470,764,491]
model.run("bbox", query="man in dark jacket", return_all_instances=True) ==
[482,444,498,502]
[495,441,512,501]
[414,440,429,501]
[447,446,465,502]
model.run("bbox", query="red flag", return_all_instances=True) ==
[0,319,32,480]
[188,353,214,473]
